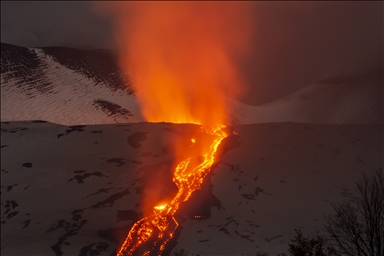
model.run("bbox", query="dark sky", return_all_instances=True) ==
[0,1,115,50]
[1,1,382,105]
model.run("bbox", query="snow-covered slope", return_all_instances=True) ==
[1,43,144,124]
[1,43,382,256]
[1,121,382,255]
[228,67,383,124]
[1,43,382,125]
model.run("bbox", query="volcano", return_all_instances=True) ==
[1,43,383,255]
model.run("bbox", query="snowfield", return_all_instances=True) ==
[1,43,382,126]
[1,43,383,255]
[1,43,144,125]
[1,121,382,255]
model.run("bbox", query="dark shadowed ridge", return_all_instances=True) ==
[1,42,140,124]
[1,43,53,97]
[316,64,383,85]
[1,42,381,125]
[40,46,133,94]
[0,43,134,96]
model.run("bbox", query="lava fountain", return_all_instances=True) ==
[92,2,253,255]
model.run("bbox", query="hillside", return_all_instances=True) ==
[229,67,383,124]
[1,43,382,126]
[1,43,144,124]
[1,120,382,255]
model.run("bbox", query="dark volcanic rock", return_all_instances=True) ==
[22,163,33,168]
[1,43,53,97]
[41,46,133,94]
[127,132,148,149]
[68,171,108,184]
[116,210,139,222]
[93,99,133,121]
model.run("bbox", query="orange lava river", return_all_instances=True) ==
[117,126,228,256]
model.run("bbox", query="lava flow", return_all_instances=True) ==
[117,127,228,256]
[92,2,253,255]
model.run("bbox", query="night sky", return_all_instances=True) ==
[1,1,382,105]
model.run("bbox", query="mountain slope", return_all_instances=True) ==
[1,43,382,125]
[229,67,383,124]
[1,43,144,124]
[1,121,382,255]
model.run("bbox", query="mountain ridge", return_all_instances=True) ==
[1,43,382,125]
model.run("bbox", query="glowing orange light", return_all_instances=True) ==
[154,204,167,212]
[117,128,228,255]
[91,2,252,255]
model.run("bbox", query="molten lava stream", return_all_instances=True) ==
[117,127,228,256]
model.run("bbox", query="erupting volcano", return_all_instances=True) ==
[92,2,253,255]
[1,2,382,256]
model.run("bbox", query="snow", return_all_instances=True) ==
[227,69,383,125]
[1,44,382,126]
[1,43,383,255]
[1,121,382,255]
[1,45,145,125]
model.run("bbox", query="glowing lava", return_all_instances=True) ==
[91,2,252,255]
[117,127,228,256]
